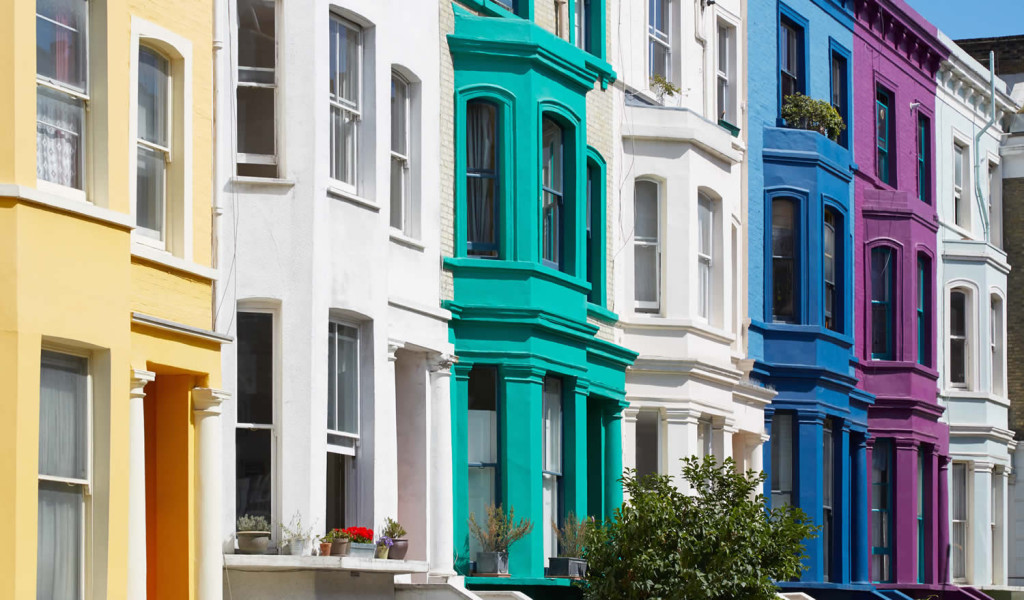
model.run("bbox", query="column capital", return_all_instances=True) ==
[428,352,458,373]
[622,406,640,422]
[130,369,156,399]
[894,438,921,451]
[501,364,547,383]
[664,407,700,425]
[193,388,229,415]
[387,340,405,362]
[795,410,827,426]
[972,460,995,474]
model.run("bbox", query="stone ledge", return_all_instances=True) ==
[224,554,429,574]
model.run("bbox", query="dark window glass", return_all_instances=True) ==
[824,209,838,331]
[950,291,967,385]
[871,438,893,582]
[780,19,802,103]
[918,257,930,366]
[541,118,564,270]
[918,115,930,203]
[876,87,893,185]
[871,247,894,359]
[466,101,499,257]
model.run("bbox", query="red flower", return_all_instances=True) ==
[342,526,374,543]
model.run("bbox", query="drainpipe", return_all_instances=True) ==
[975,51,997,242]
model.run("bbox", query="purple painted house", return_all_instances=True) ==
[851,0,967,597]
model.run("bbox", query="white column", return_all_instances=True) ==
[664,408,699,491]
[128,370,155,600]
[621,407,639,474]
[712,418,736,466]
[427,353,457,581]
[995,466,1009,584]
[972,461,994,585]
[374,341,402,528]
[194,388,228,600]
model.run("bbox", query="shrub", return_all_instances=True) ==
[468,504,533,553]
[236,514,270,532]
[782,93,846,141]
[383,517,407,539]
[553,511,590,558]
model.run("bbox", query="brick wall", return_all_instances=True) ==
[1005,176,1024,437]
[956,36,1024,77]
[440,0,455,302]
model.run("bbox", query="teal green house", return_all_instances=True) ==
[444,0,635,594]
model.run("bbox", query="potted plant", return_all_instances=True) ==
[649,74,681,102]
[236,514,272,555]
[326,529,351,556]
[781,93,846,141]
[468,504,533,575]
[318,531,334,557]
[375,534,393,559]
[280,511,317,556]
[343,527,375,558]
[547,512,589,578]
[382,517,408,560]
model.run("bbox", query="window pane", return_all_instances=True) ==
[138,47,169,147]
[330,18,360,106]
[954,145,964,187]
[237,0,275,82]
[699,196,713,256]
[542,119,563,194]
[39,351,88,480]
[328,323,359,435]
[237,312,273,425]
[391,76,408,155]
[635,181,659,239]
[467,103,496,173]
[543,378,562,473]
[468,466,496,557]
[237,86,275,156]
[468,367,497,464]
[634,245,658,304]
[718,26,728,73]
[467,178,497,252]
[950,339,966,384]
[950,291,966,337]
[391,156,406,230]
[36,0,88,91]
[543,472,559,558]
[37,86,84,189]
[136,145,166,236]
[635,410,659,478]
[330,105,357,184]
[325,452,350,531]
[235,428,272,522]
[37,481,83,600]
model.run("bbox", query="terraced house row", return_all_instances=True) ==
[3,0,1024,599]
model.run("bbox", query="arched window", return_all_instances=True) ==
[991,294,1004,396]
[823,208,839,331]
[949,288,969,387]
[466,100,499,257]
[697,193,714,321]
[634,180,660,312]
[771,198,797,323]
[870,247,895,359]
[541,117,564,270]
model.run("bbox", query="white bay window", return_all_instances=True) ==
[634,180,660,312]
[328,16,361,189]
[698,193,713,321]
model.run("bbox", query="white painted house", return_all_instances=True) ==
[935,32,1018,589]
[613,0,771,486]
[213,0,462,597]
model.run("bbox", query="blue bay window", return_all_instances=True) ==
[870,246,895,360]
[771,197,798,323]
[824,208,840,331]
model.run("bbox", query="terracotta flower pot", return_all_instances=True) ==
[330,538,351,556]
[319,542,333,556]
[388,538,409,560]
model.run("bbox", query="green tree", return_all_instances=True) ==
[582,456,818,600]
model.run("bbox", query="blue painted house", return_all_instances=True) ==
[747,0,875,595]
[443,0,636,596]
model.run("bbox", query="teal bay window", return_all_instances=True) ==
[870,247,895,360]
[541,117,564,270]
[871,438,893,583]
[585,151,607,305]
[466,101,500,257]
[876,87,893,185]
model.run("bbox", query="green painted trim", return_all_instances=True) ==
[465,577,574,587]
[585,146,607,307]
[586,303,617,323]
[454,0,532,20]
[718,119,741,137]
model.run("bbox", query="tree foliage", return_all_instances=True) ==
[582,456,818,600]
[782,93,846,141]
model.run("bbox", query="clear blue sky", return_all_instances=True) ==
[905,0,1024,40]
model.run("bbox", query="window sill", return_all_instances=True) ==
[389,229,426,251]
[0,183,133,230]
[326,184,379,213]
[224,554,428,574]
[131,242,217,280]
[229,175,296,188]
[587,303,618,323]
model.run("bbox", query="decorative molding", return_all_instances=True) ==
[130,369,156,399]
[192,388,229,415]
[428,353,458,373]
[132,312,233,344]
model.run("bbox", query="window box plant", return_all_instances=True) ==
[322,528,351,556]
[547,512,589,578]
[781,93,846,142]
[375,535,393,559]
[236,514,272,555]
[469,504,533,575]
[383,517,408,560]
[343,527,375,558]
[280,511,317,556]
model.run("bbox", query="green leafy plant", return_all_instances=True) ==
[281,511,317,542]
[321,528,350,543]
[383,517,407,539]
[468,504,533,553]
[553,511,590,558]
[650,74,681,98]
[581,456,818,600]
[236,514,270,532]
[782,93,846,141]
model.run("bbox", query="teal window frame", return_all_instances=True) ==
[541,116,565,270]
[918,114,930,203]
[460,94,511,259]
[876,86,893,185]
[917,451,925,583]
[917,255,930,366]
[585,148,607,306]
[870,246,895,360]
[871,438,894,583]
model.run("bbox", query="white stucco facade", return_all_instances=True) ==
[935,33,1018,588]
[612,0,770,487]
[213,0,459,596]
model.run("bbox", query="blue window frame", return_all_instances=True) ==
[871,247,895,360]
[876,86,893,185]
[871,438,893,583]
[771,198,798,323]
[466,100,500,257]
[918,114,930,203]
[824,208,839,331]
[830,48,849,147]
[541,117,564,270]
[917,255,930,366]
[779,17,804,108]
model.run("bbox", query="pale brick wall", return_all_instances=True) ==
[440,0,456,302]
[535,0,558,36]
[1005,176,1024,437]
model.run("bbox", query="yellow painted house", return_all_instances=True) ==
[0,0,226,598]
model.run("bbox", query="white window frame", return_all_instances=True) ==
[948,286,973,390]
[328,15,363,193]
[991,293,1005,397]
[987,156,1002,249]
[234,0,278,176]
[128,18,195,261]
[38,346,93,600]
[953,140,970,232]
[716,20,736,124]
[35,0,90,201]
[573,0,587,50]
[327,319,361,454]
[134,45,172,247]
[234,306,279,535]
[634,179,661,313]
[697,417,713,459]
[542,377,563,561]
[648,0,671,83]
[951,461,969,582]
[770,413,793,508]
[389,71,409,234]
[698,193,713,321]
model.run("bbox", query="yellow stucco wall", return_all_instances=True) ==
[0,0,219,596]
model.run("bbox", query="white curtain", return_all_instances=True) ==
[37,483,83,600]
[36,88,83,190]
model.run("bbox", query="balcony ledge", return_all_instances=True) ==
[223,554,429,574]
